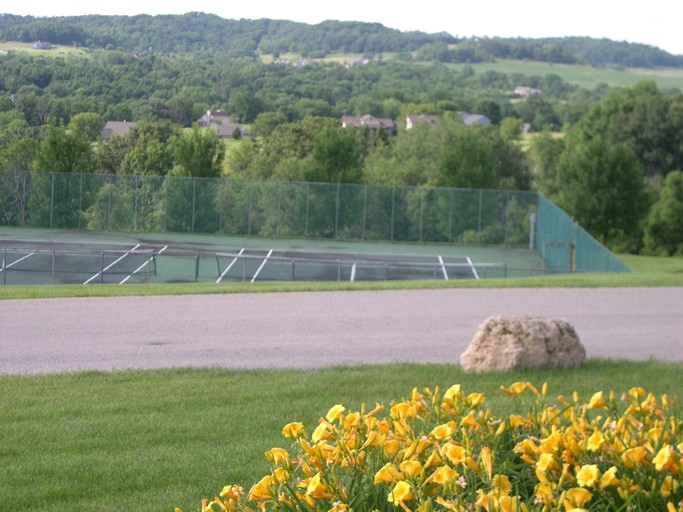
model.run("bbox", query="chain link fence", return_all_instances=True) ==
[0,170,629,274]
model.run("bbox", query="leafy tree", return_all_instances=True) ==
[229,89,264,123]
[643,170,683,255]
[0,136,39,225]
[68,112,104,142]
[529,130,566,198]
[118,120,180,176]
[555,135,648,249]
[34,125,96,174]
[306,126,362,184]
[251,111,288,138]
[171,125,224,178]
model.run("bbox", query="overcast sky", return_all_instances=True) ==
[5,0,683,56]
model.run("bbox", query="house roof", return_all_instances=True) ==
[101,121,137,141]
[341,115,397,130]
[460,112,491,126]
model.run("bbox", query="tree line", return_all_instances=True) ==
[2,80,683,255]
[2,13,681,68]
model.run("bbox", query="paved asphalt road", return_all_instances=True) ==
[1,288,682,375]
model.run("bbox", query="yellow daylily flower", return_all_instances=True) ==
[426,465,458,485]
[430,422,454,440]
[264,447,289,464]
[273,467,289,484]
[586,429,604,452]
[480,446,493,479]
[248,476,274,501]
[660,475,680,498]
[443,442,467,465]
[492,474,513,496]
[444,384,462,404]
[653,444,674,471]
[281,421,304,439]
[459,411,477,428]
[576,464,600,488]
[312,422,332,442]
[536,453,557,473]
[500,381,527,396]
[563,487,593,508]
[388,481,413,506]
[400,459,423,477]
[326,404,346,422]
[384,438,400,456]
[599,466,619,489]
[306,473,333,499]
[498,495,528,512]
[621,446,648,468]
[588,391,606,408]
[466,392,485,407]
[219,485,243,501]
[374,463,403,484]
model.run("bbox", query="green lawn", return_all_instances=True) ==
[1,361,681,512]
[446,59,683,90]
[0,41,90,57]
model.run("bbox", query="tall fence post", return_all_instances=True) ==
[390,187,396,242]
[335,183,340,239]
[49,172,55,229]
[477,189,483,244]
[134,174,138,232]
[191,177,196,234]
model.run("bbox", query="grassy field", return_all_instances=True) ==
[447,59,683,90]
[1,361,681,512]
[261,51,683,90]
[0,41,90,57]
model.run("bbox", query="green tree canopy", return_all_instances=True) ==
[34,125,96,174]
[643,170,683,255]
[555,135,648,248]
[171,125,225,178]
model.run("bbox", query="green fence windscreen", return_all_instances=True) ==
[0,170,629,274]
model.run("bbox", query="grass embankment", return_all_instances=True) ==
[1,361,681,512]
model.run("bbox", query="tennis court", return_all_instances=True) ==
[0,228,540,285]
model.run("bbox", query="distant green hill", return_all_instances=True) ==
[1,13,681,68]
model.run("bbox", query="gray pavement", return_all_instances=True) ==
[1,288,682,375]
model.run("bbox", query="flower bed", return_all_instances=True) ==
[179,382,682,512]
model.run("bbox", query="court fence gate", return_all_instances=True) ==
[0,170,629,274]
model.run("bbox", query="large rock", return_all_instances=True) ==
[460,315,586,373]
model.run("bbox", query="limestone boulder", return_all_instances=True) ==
[460,315,586,373]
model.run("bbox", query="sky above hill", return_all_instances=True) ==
[5,0,683,56]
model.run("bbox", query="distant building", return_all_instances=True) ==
[197,110,233,127]
[459,112,491,126]
[32,41,52,50]
[101,121,137,142]
[514,86,543,97]
[405,114,440,130]
[215,124,249,139]
[341,114,397,136]
[346,58,369,67]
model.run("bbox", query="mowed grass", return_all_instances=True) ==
[1,361,681,512]
[446,59,683,90]
[0,41,90,57]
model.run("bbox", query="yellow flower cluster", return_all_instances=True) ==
[179,383,682,512]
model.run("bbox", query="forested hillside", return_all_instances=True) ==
[2,12,681,67]
[1,13,683,257]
